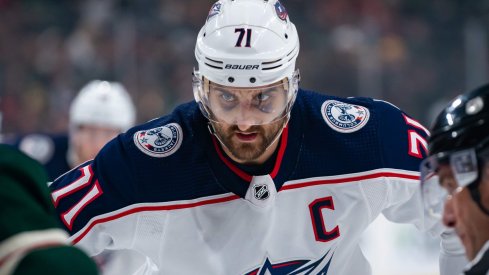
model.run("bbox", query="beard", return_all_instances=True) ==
[211,118,286,164]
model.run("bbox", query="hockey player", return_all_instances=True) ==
[0,144,98,274]
[9,80,136,181]
[421,83,489,274]
[67,80,136,168]
[49,1,465,274]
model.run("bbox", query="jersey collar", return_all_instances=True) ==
[211,125,289,182]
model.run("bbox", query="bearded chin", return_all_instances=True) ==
[212,124,279,164]
[227,139,269,163]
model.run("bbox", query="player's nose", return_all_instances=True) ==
[234,103,259,130]
[442,196,456,228]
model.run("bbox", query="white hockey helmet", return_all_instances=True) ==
[69,80,136,131]
[193,0,300,125]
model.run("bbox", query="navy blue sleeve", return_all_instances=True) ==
[49,134,138,234]
[375,100,429,171]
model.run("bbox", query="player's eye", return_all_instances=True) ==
[220,91,236,102]
[256,92,270,102]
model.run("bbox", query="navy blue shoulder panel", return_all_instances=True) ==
[374,99,429,171]
[50,101,226,233]
[115,101,226,203]
[289,89,428,180]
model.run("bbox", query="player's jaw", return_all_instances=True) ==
[451,187,489,261]
[211,119,284,165]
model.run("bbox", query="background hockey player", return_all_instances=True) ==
[50,0,466,274]
[7,80,136,181]
[421,83,489,274]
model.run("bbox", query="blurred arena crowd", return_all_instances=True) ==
[0,0,488,134]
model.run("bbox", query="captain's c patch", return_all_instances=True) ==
[321,100,370,133]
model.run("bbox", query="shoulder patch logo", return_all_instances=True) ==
[133,123,183,157]
[321,100,370,133]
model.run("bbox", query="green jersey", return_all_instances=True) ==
[0,144,98,275]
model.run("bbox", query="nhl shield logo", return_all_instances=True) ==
[321,100,370,133]
[253,184,270,200]
[134,123,183,157]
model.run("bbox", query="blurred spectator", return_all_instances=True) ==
[0,0,487,131]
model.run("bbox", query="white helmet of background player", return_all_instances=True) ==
[68,80,136,167]
[193,0,300,126]
[69,80,136,131]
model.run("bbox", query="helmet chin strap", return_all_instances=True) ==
[206,114,290,162]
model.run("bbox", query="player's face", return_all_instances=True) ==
[421,148,481,218]
[71,125,121,165]
[211,116,286,165]
[440,165,489,260]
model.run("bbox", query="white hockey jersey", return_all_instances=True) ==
[50,89,462,274]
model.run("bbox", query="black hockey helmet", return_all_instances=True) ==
[421,83,489,219]
[429,83,489,156]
